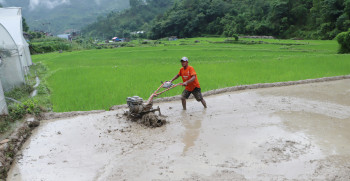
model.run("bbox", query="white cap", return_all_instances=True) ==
[180,57,188,62]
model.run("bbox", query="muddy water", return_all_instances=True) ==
[7,79,350,180]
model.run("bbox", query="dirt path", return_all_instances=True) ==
[7,79,350,180]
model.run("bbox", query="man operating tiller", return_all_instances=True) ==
[169,57,207,110]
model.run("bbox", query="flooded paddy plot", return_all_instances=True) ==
[7,79,350,180]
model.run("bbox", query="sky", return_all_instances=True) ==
[0,0,105,10]
[28,0,70,10]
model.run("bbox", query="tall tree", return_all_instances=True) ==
[22,17,29,32]
[345,0,350,16]
[321,0,344,22]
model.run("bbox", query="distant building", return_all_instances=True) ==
[64,29,80,38]
[112,37,126,42]
[23,32,32,41]
[57,34,72,41]
[131,31,145,35]
[168,36,177,41]
[112,37,122,42]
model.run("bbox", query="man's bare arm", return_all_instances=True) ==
[170,74,180,82]
[183,75,196,86]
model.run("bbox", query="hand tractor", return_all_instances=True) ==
[125,81,182,127]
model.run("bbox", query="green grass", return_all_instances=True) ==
[32,38,350,112]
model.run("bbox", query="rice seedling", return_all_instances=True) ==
[32,38,350,112]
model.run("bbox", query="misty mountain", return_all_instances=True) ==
[1,0,129,35]
[82,0,173,40]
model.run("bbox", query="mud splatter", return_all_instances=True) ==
[140,112,166,127]
[182,170,247,180]
[254,139,312,164]
[312,156,350,180]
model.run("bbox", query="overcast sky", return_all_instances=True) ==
[0,0,106,10]
[29,0,70,10]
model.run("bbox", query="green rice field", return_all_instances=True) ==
[32,38,350,112]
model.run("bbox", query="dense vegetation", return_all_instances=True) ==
[149,0,350,39]
[1,64,49,134]
[82,0,174,39]
[82,0,350,40]
[29,37,74,54]
[336,28,350,53]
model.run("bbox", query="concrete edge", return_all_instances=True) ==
[0,116,40,179]
[150,75,350,104]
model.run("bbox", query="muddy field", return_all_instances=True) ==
[7,79,350,180]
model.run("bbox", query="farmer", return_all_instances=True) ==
[170,57,207,110]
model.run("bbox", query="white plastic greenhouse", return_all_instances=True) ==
[0,7,32,115]
[0,79,8,115]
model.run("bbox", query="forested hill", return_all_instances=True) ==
[83,0,350,40]
[149,0,350,40]
[82,0,174,39]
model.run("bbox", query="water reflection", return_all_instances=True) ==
[181,109,206,155]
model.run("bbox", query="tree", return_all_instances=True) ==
[336,29,350,53]
[290,3,309,25]
[321,0,344,22]
[345,0,350,16]
[268,0,291,35]
[22,17,29,32]
[336,13,350,31]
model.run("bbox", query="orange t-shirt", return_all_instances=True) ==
[178,66,200,91]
